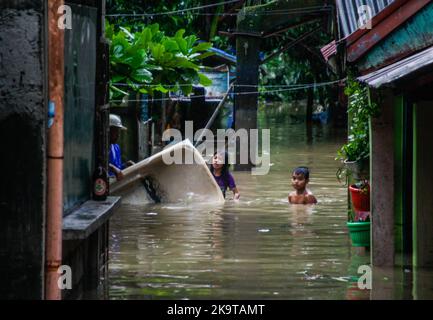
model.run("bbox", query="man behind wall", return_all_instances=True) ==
[109,114,134,181]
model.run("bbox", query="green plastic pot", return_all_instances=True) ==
[347,221,371,247]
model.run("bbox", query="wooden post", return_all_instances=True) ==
[95,0,110,178]
[234,35,260,171]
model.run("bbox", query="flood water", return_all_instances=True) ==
[107,102,372,300]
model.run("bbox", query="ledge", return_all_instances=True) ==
[62,196,121,241]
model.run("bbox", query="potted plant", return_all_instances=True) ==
[336,79,377,181]
[347,180,370,247]
[347,216,370,247]
[349,180,370,215]
[337,141,369,181]
[336,78,378,248]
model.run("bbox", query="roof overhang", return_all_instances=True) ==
[358,45,433,88]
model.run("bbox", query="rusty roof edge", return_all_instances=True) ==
[347,0,432,63]
[345,0,408,47]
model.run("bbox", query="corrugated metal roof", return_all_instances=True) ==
[336,0,395,38]
[358,45,433,88]
[208,47,237,64]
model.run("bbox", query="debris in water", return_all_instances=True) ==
[303,273,323,280]
[332,276,350,282]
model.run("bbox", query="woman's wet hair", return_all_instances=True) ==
[293,166,310,180]
[211,151,229,171]
[210,151,231,198]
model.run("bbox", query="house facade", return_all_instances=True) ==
[336,0,433,297]
[0,0,118,299]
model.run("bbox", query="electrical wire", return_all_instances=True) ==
[110,81,338,88]
[105,4,334,18]
[105,0,242,17]
[109,79,345,103]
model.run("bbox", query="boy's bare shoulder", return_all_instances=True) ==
[306,191,317,204]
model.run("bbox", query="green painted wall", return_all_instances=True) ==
[412,100,433,268]
[412,104,417,268]
[63,4,97,212]
[358,2,433,71]
[394,95,404,256]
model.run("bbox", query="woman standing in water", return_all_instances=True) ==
[210,151,240,200]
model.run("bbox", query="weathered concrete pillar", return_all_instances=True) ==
[234,36,260,171]
[370,89,395,267]
[371,266,396,299]
[0,0,47,299]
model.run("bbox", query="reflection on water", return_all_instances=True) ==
[107,102,370,299]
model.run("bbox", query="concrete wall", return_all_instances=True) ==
[0,0,47,299]
[62,222,109,299]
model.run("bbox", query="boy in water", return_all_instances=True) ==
[288,167,317,204]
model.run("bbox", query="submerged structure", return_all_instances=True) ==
[334,0,433,298]
[0,0,115,299]
[231,0,335,169]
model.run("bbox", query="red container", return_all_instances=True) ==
[349,184,370,216]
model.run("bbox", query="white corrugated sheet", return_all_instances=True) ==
[358,45,433,88]
[336,0,395,38]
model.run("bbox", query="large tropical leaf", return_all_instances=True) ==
[107,22,214,98]
[191,42,212,53]
[131,68,153,83]
[198,73,212,87]
[150,43,165,60]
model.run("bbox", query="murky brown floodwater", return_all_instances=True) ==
[107,102,371,300]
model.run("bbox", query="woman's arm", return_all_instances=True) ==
[232,187,240,200]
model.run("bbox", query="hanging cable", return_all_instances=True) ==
[105,4,334,18]
[110,81,339,89]
[108,79,345,103]
[105,0,242,17]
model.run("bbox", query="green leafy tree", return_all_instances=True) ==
[106,22,214,99]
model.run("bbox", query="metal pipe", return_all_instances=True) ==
[194,83,234,148]
[46,0,65,300]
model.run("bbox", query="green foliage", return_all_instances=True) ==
[106,21,214,99]
[337,78,380,162]
[106,0,200,34]
[106,0,235,51]
[259,23,336,104]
